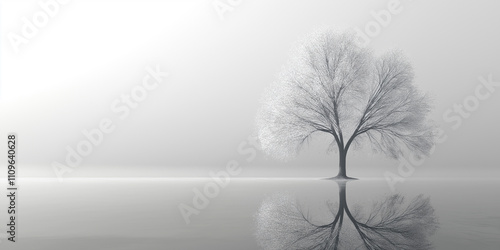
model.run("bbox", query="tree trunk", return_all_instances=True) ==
[337,149,347,178]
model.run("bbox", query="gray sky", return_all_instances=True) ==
[1,0,499,179]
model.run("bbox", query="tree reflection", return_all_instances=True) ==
[255,181,438,250]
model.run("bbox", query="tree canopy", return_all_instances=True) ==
[256,30,434,176]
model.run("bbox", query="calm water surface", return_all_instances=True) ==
[1,178,499,249]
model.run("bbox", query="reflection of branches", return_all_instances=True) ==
[255,194,336,250]
[347,193,437,249]
[255,181,438,250]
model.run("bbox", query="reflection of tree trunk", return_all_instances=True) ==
[337,150,347,178]
[338,181,347,206]
[331,181,346,249]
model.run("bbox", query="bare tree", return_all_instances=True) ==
[257,30,434,178]
[255,181,439,250]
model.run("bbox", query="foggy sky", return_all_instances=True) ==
[1,0,499,179]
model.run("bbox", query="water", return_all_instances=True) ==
[0,178,499,249]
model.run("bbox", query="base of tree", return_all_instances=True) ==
[323,175,358,181]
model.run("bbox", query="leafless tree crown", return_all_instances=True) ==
[257,30,434,161]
